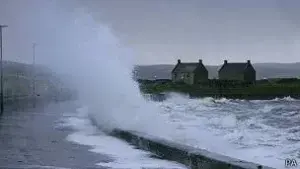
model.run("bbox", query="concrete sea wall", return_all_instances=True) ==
[110,129,275,169]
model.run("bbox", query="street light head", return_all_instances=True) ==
[0,25,8,28]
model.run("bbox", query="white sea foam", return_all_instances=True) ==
[155,95,300,169]
[58,107,187,169]
[4,1,300,169]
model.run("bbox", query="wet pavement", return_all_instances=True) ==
[0,100,111,169]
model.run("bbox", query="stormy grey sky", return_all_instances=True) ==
[1,0,300,65]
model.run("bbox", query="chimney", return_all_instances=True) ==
[199,59,202,64]
[224,60,228,64]
[247,60,251,64]
[177,59,181,64]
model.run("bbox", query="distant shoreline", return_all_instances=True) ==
[134,63,300,80]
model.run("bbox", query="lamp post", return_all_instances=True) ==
[32,43,36,107]
[0,25,8,115]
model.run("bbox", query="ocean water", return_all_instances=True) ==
[153,94,300,168]
[65,94,299,169]
[3,1,299,169]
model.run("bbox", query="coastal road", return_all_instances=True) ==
[0,101,111,169]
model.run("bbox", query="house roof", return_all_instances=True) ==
[173,63,197,73]
[172,62,207,73]
[219,63,250,73]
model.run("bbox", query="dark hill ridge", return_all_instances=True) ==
[134,63,300,80]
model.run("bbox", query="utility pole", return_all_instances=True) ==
[32,43,36,107]
[0,25,8,115]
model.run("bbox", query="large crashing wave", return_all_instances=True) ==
[1,0,176,136]
[4,1,300,168]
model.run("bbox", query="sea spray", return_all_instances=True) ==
[4,1,300,168]
[1,0,176,136]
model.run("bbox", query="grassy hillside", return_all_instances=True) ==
[134,62,300,80]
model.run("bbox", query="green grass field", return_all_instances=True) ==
[139,79,300,99]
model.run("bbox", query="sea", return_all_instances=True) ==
[62,94,299,169]
[1,0,299,169]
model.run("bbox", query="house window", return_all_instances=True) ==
[181,74,184,79]
[187,73,190,78]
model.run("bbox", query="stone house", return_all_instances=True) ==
[171,59,208,85]
[218,60,256,82]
